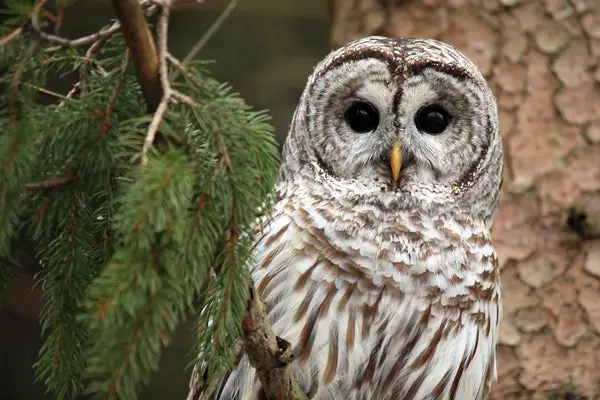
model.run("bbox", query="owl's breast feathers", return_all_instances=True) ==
[223,190,501,400]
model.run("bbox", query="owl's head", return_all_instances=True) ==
[281,36,503,225]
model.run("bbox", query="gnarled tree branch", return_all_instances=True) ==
[111,0,162,113]
[242,285,310,400]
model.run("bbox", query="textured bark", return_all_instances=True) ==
[112,0,162,113]
[242,285,310,400]
[329,0,600,398]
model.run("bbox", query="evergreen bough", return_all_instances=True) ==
[0,1,279,398]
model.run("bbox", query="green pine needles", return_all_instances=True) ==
[0,3,279,399]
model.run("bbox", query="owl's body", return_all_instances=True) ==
[189,36,503,400]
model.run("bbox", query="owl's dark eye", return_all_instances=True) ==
[345,102,379,133]
[415,105,451,135]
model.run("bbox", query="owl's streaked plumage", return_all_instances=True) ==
[189,36,503,400]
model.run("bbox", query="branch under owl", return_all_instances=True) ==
[242,285,310,400]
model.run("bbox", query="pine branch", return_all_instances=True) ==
[23,34,146,399]
[0,41,42,294]
[180,61,287,397]
[8,43,38,127]
[1,1,285,399]
[84,150,194,400]
[34,192,100,400]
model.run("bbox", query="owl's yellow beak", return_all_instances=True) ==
[390,143,402,182]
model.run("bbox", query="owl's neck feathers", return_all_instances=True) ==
[264,180,500,307]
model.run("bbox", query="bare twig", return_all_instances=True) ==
[37,23,122,49]
[166,52,191,78]
[79,22,120,93]
[171,90,200,108]
[172,0,205,7]
[141,0,172,165]
[54,4,65,33]
[184,0,237,63]
[139,0,202,164]
[0,0,49,46]
[166,52,183,68]
[43,7,159,54]
[25,177,78,190]
[26,84,71,101]
[142,96,170,165]
[169,0,238,81]
[58,82,81,108]
[156,0,171,91]
[0,27,23,47]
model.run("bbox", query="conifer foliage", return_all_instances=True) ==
[0,1,279,399]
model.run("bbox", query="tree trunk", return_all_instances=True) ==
[328,0,600,398]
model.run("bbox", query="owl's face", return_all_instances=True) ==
[282,37,503,223]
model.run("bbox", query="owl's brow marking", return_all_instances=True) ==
[318,49,397,80]
[407,60,472,82]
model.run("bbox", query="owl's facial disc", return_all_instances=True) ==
[281,36,503,222]
[304,55,493,193]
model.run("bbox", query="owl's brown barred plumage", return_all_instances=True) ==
[188,36,503,400]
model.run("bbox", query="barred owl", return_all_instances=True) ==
[189,36,503,400]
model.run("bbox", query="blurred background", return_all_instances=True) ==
[1,0,600,399]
